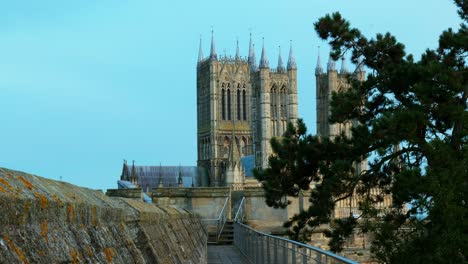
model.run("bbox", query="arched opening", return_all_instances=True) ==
[270,85,278,136]
[237,89,241,120]
[280,85,288,135]
[242,90,247,120]
[221,89,226,120]
[227,89,231,120]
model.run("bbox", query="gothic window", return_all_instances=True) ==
[270,85,277,120]
[242,90,247,120]
[270,84,278,136]
[227,89,231,120]
[237,89,241,120]
[221,89,226,120]
[280,86,287,119]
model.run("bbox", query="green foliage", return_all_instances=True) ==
[255,1,467,263]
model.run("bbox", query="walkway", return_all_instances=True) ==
[207,245,250,264]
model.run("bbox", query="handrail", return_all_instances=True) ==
[200,197,230,242]
[218,197,229,220]
[216,197,230,240]
[234,221,358,264]
[233,197,246,222]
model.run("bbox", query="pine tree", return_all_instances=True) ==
[255,1,467,262]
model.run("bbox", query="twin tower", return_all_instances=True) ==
[197,32,298,186]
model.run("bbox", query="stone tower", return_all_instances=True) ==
[315,52,367,172]
[197,32,298,187]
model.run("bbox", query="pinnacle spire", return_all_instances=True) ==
[340,56,347,73]
[259,38,269,69]
[277,46,285,72]
[327,56,336,71]
[287,41,297,70]
[121,159,129,181]
[315,46,323,75]
[198,36,204,64]
[210,29,217,61]
[235,38,240,60]
[178,164,183,187]
[248,33,257,71]
[130,160,137,184]
[228,123,240,168]
[158,162,163,187]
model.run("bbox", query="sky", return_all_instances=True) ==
[0,0,462,191]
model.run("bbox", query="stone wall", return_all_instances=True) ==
[150,187,229,235]
[151,187,229,219]
[0,168,207,264]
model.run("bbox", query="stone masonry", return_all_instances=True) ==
[0,167,207,264]
[197,33,298,186]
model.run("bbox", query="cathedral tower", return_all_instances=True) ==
[315,53,365,139]
[315,51,366,173]
[197,33,298,187]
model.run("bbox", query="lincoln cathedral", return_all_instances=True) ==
[120,32,368,192]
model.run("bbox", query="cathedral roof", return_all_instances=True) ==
[120,165,206,188]
[287,42,297,70]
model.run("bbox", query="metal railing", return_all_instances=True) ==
[233,197,246,222]
[201,197,229,240]
[234,222,358,264]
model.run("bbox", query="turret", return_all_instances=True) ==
[287,41,297,71]
[355,57,366,81]
[327,56,336,72]
[340,56,347,74]
[248,33,257,71]
[158,163,163,187]
[198,36,204,65]
[210,30,217,61]
[315,46,323,75]
[120,159,129,181]
[235,39,240,61]
[287,42,298,124]
[277,46,285,72]
[257,38,271,168]
[130,160,137,186]
[178,165,183,187]
[259,38,269,69]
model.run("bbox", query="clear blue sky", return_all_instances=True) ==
[0,0,461,190]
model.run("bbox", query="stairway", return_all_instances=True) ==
[218,221,234,244]
[208,220,234,245]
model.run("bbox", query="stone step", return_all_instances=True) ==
[205,220,243,245]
